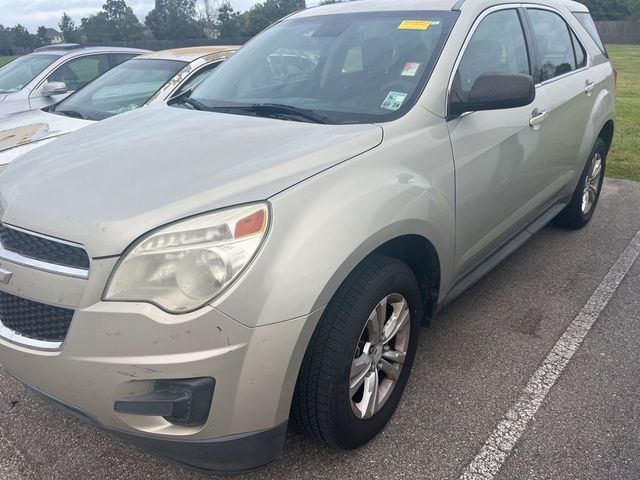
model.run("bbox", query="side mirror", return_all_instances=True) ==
[449,72,535,117]
[42,81,68,97]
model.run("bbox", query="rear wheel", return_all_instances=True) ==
[291,254,422,449]
[554,138,607,229]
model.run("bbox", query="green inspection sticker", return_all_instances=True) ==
[381,91,408,111]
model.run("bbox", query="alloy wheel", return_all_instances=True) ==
[581,152,603,215]
[350,293,411,419]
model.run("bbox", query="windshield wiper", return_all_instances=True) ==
[187,103,331,124]
[169,89,210,111]
[171,98,332,124]
[248,103,331,124]
[182,97,211,111]
[54,109,86,119]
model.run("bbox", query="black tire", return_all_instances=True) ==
[291,254,422,449]
[553,138,607,230]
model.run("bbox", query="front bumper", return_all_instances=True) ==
[0,256,322,471]
[23,377,288,474]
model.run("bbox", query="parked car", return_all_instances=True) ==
[0,44,148,118]
[0,46,238,168]
[0,0,614,474]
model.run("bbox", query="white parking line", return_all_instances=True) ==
[459,229,640,480]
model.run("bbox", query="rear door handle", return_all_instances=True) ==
[530,109,549,128]
[584,80,595,95]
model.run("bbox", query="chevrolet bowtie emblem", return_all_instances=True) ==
[0,267,12,284]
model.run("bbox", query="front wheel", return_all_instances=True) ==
[554,138,607,229]
[291,254,422,449]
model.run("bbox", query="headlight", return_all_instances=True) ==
[104,203,269,313]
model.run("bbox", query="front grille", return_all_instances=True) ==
[0,224,90,270]
[0,291,74,343]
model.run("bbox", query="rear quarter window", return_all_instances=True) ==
[573,12,608,57]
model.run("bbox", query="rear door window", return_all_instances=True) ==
[571,31,587,68]
[527,9,577,81]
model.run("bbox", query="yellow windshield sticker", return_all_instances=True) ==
[398,20,433,30]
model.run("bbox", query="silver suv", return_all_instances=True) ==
[0,0,615,474]
[0,44,148,117]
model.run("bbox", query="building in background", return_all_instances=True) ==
[44,28,63,44]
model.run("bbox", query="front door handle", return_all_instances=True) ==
[584,80,595,95]
[530,109,549,129]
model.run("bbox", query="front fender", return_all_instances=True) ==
[214,109,455,329]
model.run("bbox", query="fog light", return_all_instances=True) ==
[115,377,215,427]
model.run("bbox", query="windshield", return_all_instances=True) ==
[0,54,59,94]
[186,11,457,124]
[51,58,187,121]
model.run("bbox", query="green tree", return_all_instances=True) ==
[103,0,144,40]
[145,0,204,39]
[37,26,50,46]
[241,10,270,36]
[81,1,143,43]
[59,12,81,42]
[215,2,244,38]
[214,0,306,39]
[9,24,34,48]
[239,0,305,36]
[0,25,11,55]
[579,0,630,20]
[198,0,218,38]
[626,0,640,19]
[81,12,115,42]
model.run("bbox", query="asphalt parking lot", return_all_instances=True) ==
[1,178,639,480]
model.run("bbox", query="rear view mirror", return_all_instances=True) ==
[42,81,68,97]
[449,72,535,117]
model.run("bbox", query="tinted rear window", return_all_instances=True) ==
[528,9,577,81]
[574,12,607,57]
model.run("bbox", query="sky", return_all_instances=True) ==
[0,0,306,31]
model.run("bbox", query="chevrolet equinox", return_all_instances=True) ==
[0,0,615,473]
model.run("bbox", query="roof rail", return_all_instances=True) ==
[34,43,83,53]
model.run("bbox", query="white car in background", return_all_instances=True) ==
[0,44,147,116]
[0,46,238,168]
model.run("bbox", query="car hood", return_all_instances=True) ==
[0,105,383,257]
[0,109,90,153]
[0,94,7,103]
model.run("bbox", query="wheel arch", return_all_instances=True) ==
[286,231,442,426]
[598,119,615,151]
[274,228,444,429]
[373,235,441,325]
[307,226,444,334]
